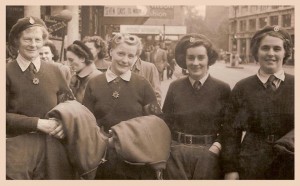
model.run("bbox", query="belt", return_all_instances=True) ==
[172,131,216,145]
[244,131,278,144]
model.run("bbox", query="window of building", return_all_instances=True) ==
[260,6,268,11]
[250,6,258,13]
[231,21,237,33]
[270,16,278,26]
[232,6,239,17]
[259,17,267,28]
[240,20,246,32]
[249,19,256,30]
[241,6,248,14]
[282,14,291,27]
[271,6,279,9]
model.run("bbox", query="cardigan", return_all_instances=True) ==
[162,75,231,141]
[221,73,294,175]
[82,73,158,132]
[6,60,73,136]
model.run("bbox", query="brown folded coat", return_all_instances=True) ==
[46,100,108,179]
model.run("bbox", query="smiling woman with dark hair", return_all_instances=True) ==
[222,25,294,180]
[162,33,231,180]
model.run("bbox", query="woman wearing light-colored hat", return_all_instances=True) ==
[6,16,74,179]
[222,25,294,180]
[162,33,231,179]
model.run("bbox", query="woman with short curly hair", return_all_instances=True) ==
[83,36,111,72]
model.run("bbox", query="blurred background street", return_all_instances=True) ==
[160,61,294,105]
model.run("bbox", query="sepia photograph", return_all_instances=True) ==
[2,0,298,184]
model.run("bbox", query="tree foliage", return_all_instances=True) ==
[183,6,229,51]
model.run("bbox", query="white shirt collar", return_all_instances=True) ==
[189,72,210,86]
[257,68,285,84]
[16,54,41,72]
[105,68,132,83]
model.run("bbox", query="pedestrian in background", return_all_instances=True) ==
[151,41,167,81]
[39,40,72,84]
[162,33,231,179]
[67,40,102,103]
[166,47,176,79]
[222,25,294,180]
[83,36,112,72]
[131,42,162,105]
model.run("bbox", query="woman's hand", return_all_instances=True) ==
[224,172,239,180]
[209,142,221,156]
[37,118,65,139]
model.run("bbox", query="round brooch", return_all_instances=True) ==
[32,77,39,85]
[274,26,280,32]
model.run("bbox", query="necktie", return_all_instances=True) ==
[266,75,277,92]
[193,81,202,91]
[28,62,37,74]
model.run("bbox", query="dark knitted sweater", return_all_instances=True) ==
[82,73,158,132]
[221,74,294,173]
[162,75,231,141]
[6,60,73,136]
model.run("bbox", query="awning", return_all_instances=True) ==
[102,17,149,25]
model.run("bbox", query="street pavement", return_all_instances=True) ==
[160,61,294,105]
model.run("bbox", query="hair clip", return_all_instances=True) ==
[29,17,35,24]
[274,26,280,32]
[190,37,196,43]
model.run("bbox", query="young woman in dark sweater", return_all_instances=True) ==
[162,34,231,179]
[83,33,161,179]
[222,25,294,180]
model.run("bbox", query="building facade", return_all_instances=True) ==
[228,5,294,64]
[7,5,186,61]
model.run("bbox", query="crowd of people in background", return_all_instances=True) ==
[6,16,294,180]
